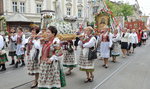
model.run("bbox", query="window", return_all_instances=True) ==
[66,8,71,15]
[12,2,17,12]
[78,9,82,18]
[37,4,41,13]
[78,0,82,3]
[93,6,99,14]
[66,0,72,2]
[20,2,25,13]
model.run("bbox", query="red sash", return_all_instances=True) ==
[41,39,54,61]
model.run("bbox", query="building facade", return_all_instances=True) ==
[0,0,95,29]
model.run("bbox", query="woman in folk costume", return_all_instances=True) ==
[120,28,130,58]
[130,29,138,53]
[38,26,66,89]
[141,30,148,45]
[8,28,16,65]
[11,27,26,68]
[62,40,77,75]
[126,29,132,56]
[100,26,113,68]
[78,26,97,83]
[111,30,120,63]
[0,34,8,71]
[26,28,41,88]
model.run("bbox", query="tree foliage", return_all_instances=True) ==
[105,0,134,18]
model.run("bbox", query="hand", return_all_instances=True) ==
[47,60,52,64]
[21,48,24,51]
[0,51,2,55]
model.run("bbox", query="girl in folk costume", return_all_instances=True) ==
[78,26,97,83]
[8,28,16,65]
[111,30,120,63]
[120,28,129,58]
[0,34,8,71]
[26,28,41,88]
[38,26,66,89]
[62,40,77,75]
[11,27,26,68]
[99,26,113,68]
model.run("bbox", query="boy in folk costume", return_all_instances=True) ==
[0,34,8,71]
[78,26,97,83]
[99,26,113,68]
[8,28,17,65]
[11,27,26,68]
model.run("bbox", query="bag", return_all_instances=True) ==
[58,61,66,87]
[88,47,97,60]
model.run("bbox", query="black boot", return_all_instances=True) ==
[0,64,1,68]
[20,60,25,67]
[0,64,6,71]
[9,60,15,65]
[14,62,19,68]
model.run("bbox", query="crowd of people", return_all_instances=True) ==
[0,25,149,89]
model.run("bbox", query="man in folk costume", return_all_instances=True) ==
[78,26,97,83]
[0,34,8,71]
[38,26,66,89]
[8,28,17,65]
[99,26,113,68]
[11,27,26,68]
[26,28,41,88]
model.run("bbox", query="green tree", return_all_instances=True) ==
[105,0,134,19]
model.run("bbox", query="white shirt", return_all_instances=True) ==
[142,32,148,39]
[112,33,121,42]
[78,36,97,48]
[128,33,132,43]
[121,32,129,42]
[0,35,4,50]
[131,33,138,44]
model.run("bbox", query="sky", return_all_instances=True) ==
[110,0,150,16]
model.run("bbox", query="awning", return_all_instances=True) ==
[6,13,32,22]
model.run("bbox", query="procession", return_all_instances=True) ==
[0,0,150,89]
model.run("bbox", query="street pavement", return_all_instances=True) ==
[0,39,150,89]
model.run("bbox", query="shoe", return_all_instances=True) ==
[0,64,6,71]
[14,62,18,68]
[9,60,15,65]
[89,76,94,82]
[65,71,71,76]
[20,60,25,67]
[31,83,38,88]
[105,65,108,68]
[84,78,90,83]
[20,63,25,67]
[0,68,6,71]
[111,60,116,63]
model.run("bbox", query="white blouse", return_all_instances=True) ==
[0,35,4,50]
